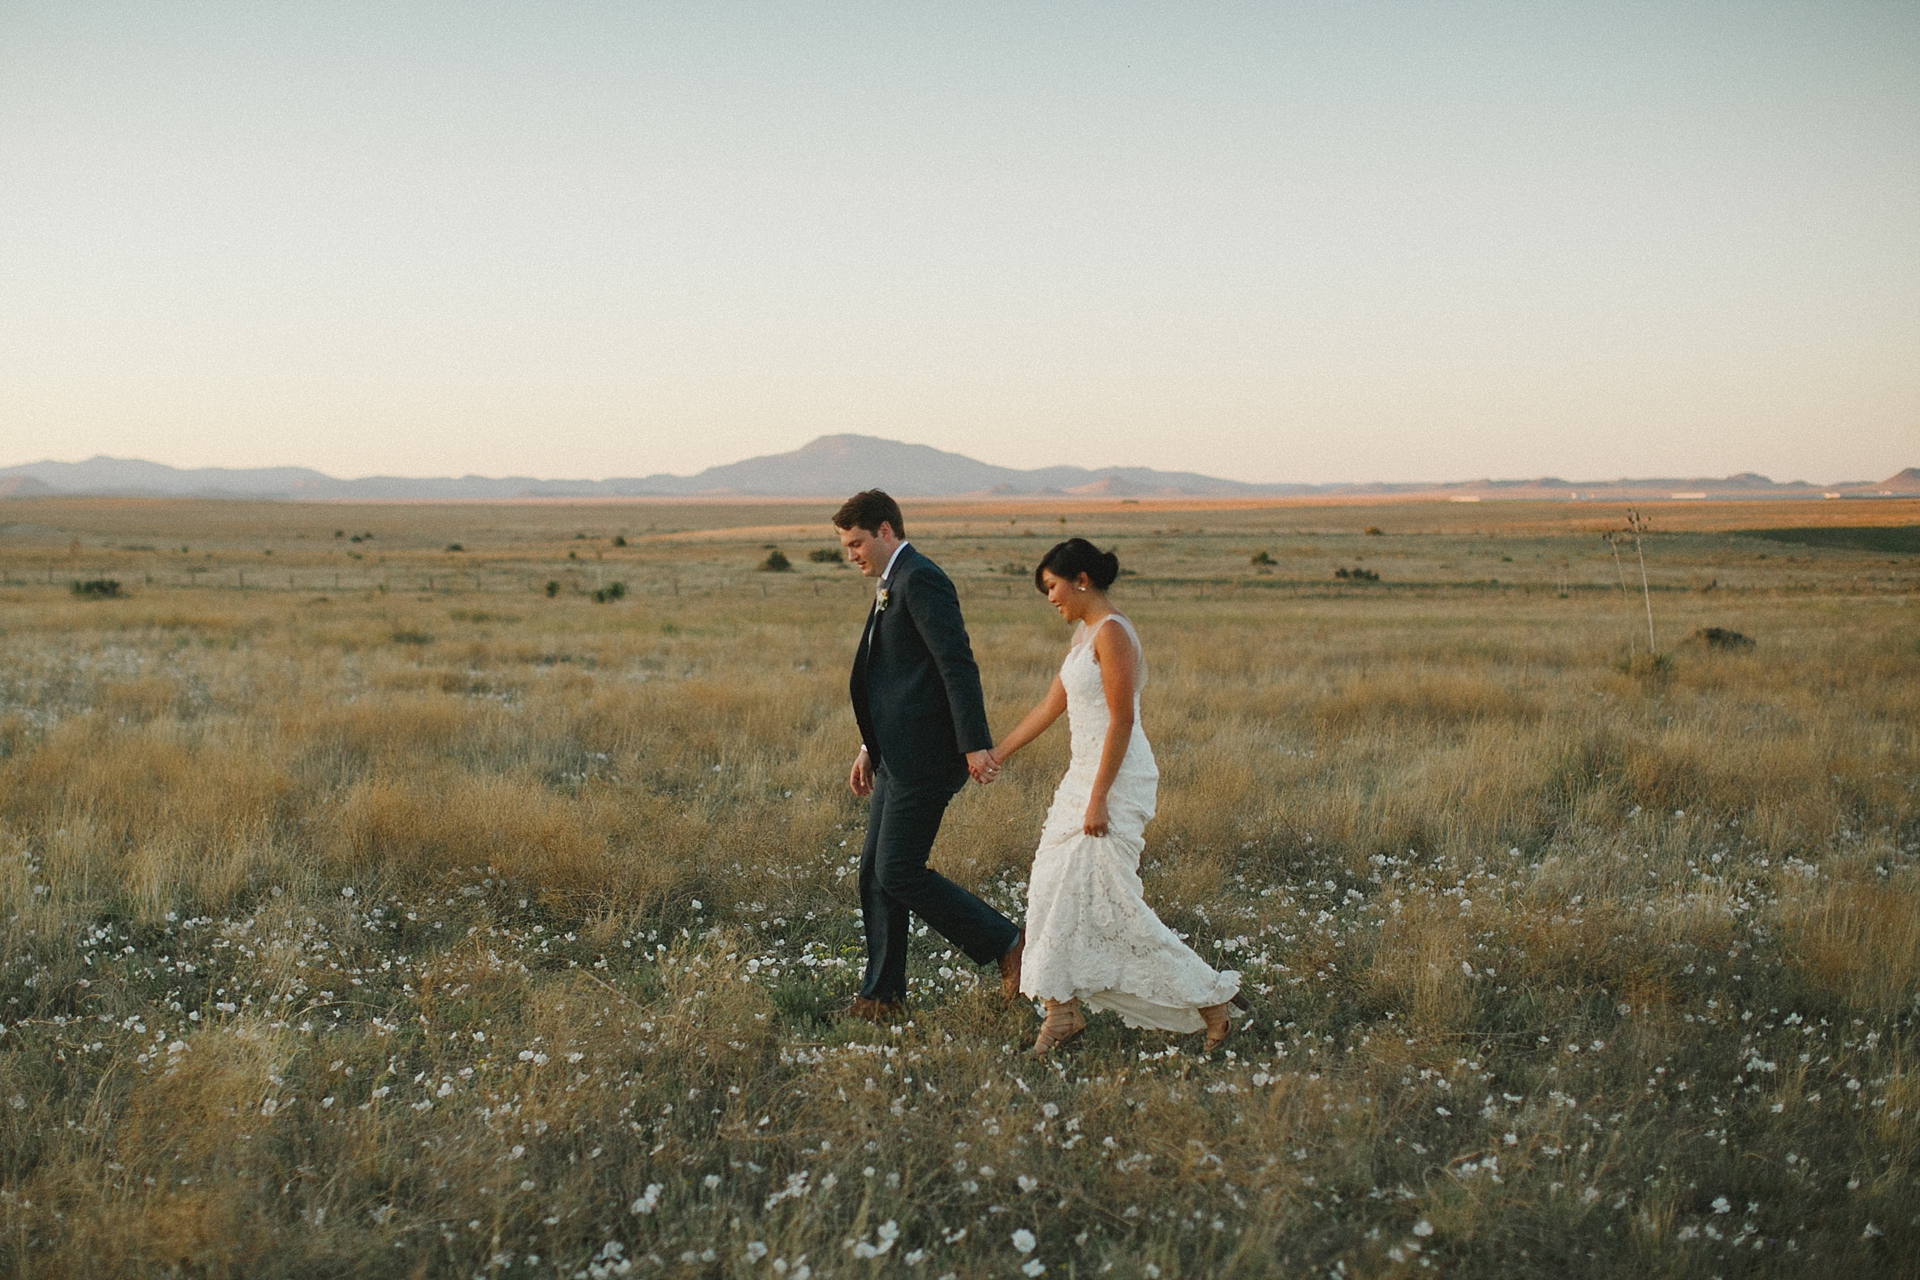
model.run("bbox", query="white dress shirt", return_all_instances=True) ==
[880,539,910,583]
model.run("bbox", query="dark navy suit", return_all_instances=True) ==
[851,544,1018,1003]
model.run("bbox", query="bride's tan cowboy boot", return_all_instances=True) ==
[1032,998,1086,1058]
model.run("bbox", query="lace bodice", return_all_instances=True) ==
[1060,614,1155,783]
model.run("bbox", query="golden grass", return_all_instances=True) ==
[0,495,1915,1276]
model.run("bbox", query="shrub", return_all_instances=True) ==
[807,548,841,564]
[545,581,561,598]
[760,550,792,573]
[1693,626,1755,651]
[70,578,122,598]
[1250,550,1275,566]
[446,543,464,552]
[1334,567,1380,582]
[1364,526,1383,536]
[591,582,627,603]
[391,630,433,645]
[613,535,628,548]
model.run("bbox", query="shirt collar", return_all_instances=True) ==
[880,540,911,584]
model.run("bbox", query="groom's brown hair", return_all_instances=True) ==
[832,490,906,539]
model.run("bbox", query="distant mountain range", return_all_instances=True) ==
[1,436,1915,502]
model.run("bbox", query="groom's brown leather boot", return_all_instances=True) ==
[998,930,1025,1001]
[837,996,905,1025]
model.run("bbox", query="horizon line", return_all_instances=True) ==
[3,449,1912,492]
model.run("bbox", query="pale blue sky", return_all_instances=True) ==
[2,2,1915,483]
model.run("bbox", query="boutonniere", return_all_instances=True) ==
[875,587,890,612]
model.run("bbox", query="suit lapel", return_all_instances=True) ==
[870,546,910,658]
[857,598,879,670]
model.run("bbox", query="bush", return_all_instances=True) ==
[807,548,841,563]
[446,544,463,552]
[391,630,433,645]
[591,582,627,603]
[545,581,560,598]
[70,578,122,598]
[1693,626,1755,651]
[760,550,792,573]
[1250,550,1274,566]
[1364,526,1384,536]
[613,535,627,548]
[1334,567,1380,582]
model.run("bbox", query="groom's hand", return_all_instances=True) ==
[848,748,875,797]
[966,749,1000,785]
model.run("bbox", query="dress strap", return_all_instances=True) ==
[1089,614,1146,687]
[1081,613,1140,657]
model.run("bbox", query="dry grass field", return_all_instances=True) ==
[1,495,1916,1278]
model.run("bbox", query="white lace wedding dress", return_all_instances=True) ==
[1019,614,1241,1032]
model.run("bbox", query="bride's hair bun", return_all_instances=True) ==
[1035,537,1121,593]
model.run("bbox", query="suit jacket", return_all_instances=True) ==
[851,544,992,783]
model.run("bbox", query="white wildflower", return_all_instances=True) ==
[1011,1229,1036,1254]
[630,1183,663,1215]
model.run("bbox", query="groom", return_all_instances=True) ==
[835,489,1023,1022]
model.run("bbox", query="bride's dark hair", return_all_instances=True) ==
[1035,538,1120,593]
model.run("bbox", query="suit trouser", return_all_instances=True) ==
[857,765,1020,1004]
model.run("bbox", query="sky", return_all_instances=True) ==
[1,2,1915,485]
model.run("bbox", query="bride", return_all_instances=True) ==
[984,539,1244,1057]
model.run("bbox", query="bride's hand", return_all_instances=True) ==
[966,749,1001,784]
[1083,796,1110,837]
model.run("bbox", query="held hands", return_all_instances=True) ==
[855,746,1001,792]
[1082,795,1110,837]
[966,748,1002,785]
[848,748,875,798]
